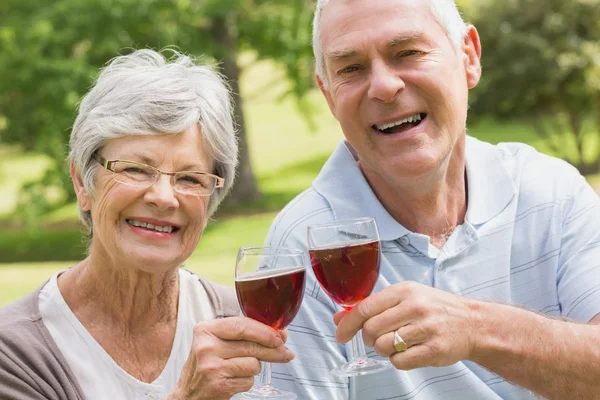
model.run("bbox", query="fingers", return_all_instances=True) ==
[193,318,295,363]
[223,357,262,378]
[224,377,255,397]
[333,310,347,326]
[372,323,429,358]
[219,340,295,363]
[198,317,284,348]
[336,282,418,343]
[361,300,426,346]
[389,343,442,370]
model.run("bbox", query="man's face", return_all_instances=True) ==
[318,0,481,183]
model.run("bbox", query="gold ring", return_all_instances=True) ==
[393,330,408,352]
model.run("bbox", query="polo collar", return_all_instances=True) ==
[312,136,515,241]
[464,136,515,225]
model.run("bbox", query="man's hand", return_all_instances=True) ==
[334,281,478,370]
[169,317,294,400]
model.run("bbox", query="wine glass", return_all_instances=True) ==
[307,217,392,377]
[233,246,307,400]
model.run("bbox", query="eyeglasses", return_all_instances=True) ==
[92,153,224,197]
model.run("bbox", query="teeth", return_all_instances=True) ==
[375,113,422,131]
[127,219,174,233]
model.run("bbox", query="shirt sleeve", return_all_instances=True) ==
[265,204,352,400]
[557,169,600,322]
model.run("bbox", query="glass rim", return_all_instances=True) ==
[238,245,304,256]
[307,217,376,230]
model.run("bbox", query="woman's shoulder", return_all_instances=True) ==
[181,268,240,318]
[0,290,41,334]
[0,288,84,399]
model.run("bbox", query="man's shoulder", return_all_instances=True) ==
[267,187,335,247]
[481,141,593,222]
[494,141,584,190]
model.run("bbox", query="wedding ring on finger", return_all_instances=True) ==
[393,330,408,353]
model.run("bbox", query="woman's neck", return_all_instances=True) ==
[58,255,180,334]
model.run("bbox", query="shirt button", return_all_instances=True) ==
[400,236,410,246]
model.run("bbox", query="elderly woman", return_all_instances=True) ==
[0,49,293,400]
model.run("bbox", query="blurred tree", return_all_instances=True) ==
[0,0,315,221]
[470,0,600,173]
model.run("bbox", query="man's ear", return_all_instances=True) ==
[316,74,338,119]
[463,25,482,89]
[69,161,92,211]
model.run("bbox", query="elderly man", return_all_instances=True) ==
[265,0,600,399]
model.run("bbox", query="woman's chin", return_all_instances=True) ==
[123,249,185,272]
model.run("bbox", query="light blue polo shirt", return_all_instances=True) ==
[265,136,600,400]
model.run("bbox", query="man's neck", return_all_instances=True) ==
[360,140,468,248]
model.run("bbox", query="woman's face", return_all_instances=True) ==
[79,126,214,273]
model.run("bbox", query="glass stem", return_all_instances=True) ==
[351,329,367,360]
[260,361,273,387]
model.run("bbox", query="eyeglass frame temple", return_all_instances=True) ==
[92,152,225,190]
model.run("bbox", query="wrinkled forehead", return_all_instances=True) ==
[319,0,434,52]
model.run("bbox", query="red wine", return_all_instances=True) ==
[235,266,306,330]
[310,240,380,310]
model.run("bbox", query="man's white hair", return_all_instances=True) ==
[313,0,469,88]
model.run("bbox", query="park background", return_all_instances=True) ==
[1,0,599,306]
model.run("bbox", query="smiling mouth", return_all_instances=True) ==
[126,219,180,234]
[373,113,427,134]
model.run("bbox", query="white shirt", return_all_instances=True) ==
[39,268,215,400]
[266,137,600,399]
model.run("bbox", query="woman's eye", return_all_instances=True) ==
[124,167,147,174]
[180,175,200,184]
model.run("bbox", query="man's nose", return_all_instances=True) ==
[367,60,406,103]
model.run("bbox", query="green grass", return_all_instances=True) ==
[0,262,74,306]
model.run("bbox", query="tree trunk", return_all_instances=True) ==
[210,15,262,208]
[567,110,584,166]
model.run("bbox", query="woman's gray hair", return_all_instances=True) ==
[68,49,238,238]
[313,0,469,88]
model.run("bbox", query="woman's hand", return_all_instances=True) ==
[168,316,294,400]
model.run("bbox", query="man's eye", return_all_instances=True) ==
[398,50,421,57]
[338,65,360,74]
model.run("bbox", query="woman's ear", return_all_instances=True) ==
[69,161,92,211]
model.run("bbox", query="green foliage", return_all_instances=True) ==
[471,0,600,172]
[0,0,315,222]
[0,229,86,263]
